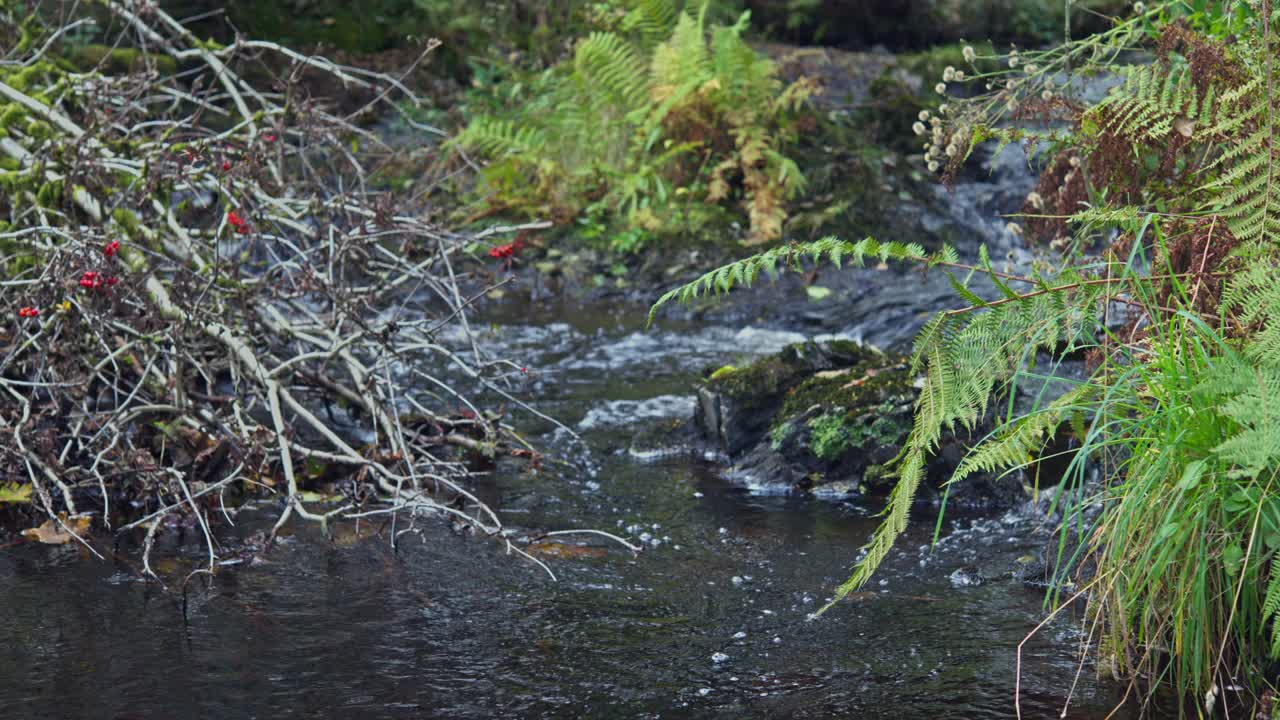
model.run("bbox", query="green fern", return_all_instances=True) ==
[1265,553,1280,658]
[622,0,681,46]
[457,2,813,246]
[575,31,650,110]
[454,118,547,158]
[647,236,929,323]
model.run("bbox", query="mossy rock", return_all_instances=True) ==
[698,338,1022,506]
[762,350,915,489]
[696,339,885,455]
[697,338,915,493]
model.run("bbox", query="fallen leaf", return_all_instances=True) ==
[22,514,91,545]
[527,541,607,559]
[806,285,833,301]
[814,368,854,379]
[0,482,33,505]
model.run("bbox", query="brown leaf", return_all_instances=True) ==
[526,541,607,559]
[22,514,91,545]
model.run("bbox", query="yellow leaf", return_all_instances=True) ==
[22,514,91,545]
[0,482,32,505]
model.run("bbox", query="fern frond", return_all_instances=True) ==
[574,32,651,111]
[649,10,711,92]
[647,237,931,324]
[950,385,1092,484]
[455,117,548,158]
[1265,554,1280,658]
[622,0,680,46]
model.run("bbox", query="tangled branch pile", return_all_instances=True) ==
[0,1,551,575]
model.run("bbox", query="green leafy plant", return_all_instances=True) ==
[651,1,1280,711]
[455,0,815,249]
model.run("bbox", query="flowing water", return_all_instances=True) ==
[0,292,1143,719]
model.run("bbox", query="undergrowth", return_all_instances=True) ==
[455,0,815,250]
[651,0,1280,713]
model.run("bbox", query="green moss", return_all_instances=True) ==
[806,400,910,463]
[71,45,179,75]
[777,357,909,421]
[710,356,797,403]
[24,119,51,141]
[0,104,26,131]
[0,170,23,193]
[4,62,57,93]
[770,420,796,451]
[112,208,142,238]
[709,365,739,381]
[808,413,853,461]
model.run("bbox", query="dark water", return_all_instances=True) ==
[0,296,1141,719]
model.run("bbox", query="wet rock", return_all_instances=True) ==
[695,339,880,456]
[695,339,1026,509]
[948,566,986,587]
[628,417,723,464]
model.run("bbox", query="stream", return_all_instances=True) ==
[0,138,1143,718]
[0,297,1139,719]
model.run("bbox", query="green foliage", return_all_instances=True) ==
[769,420,795,451]
[807,413,852,461]
[456,0,815,249]
[648,236,929,321]
[649,3,1280,707]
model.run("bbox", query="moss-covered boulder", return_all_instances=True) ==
[698,339,1025,508]
[696,339,882,455]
